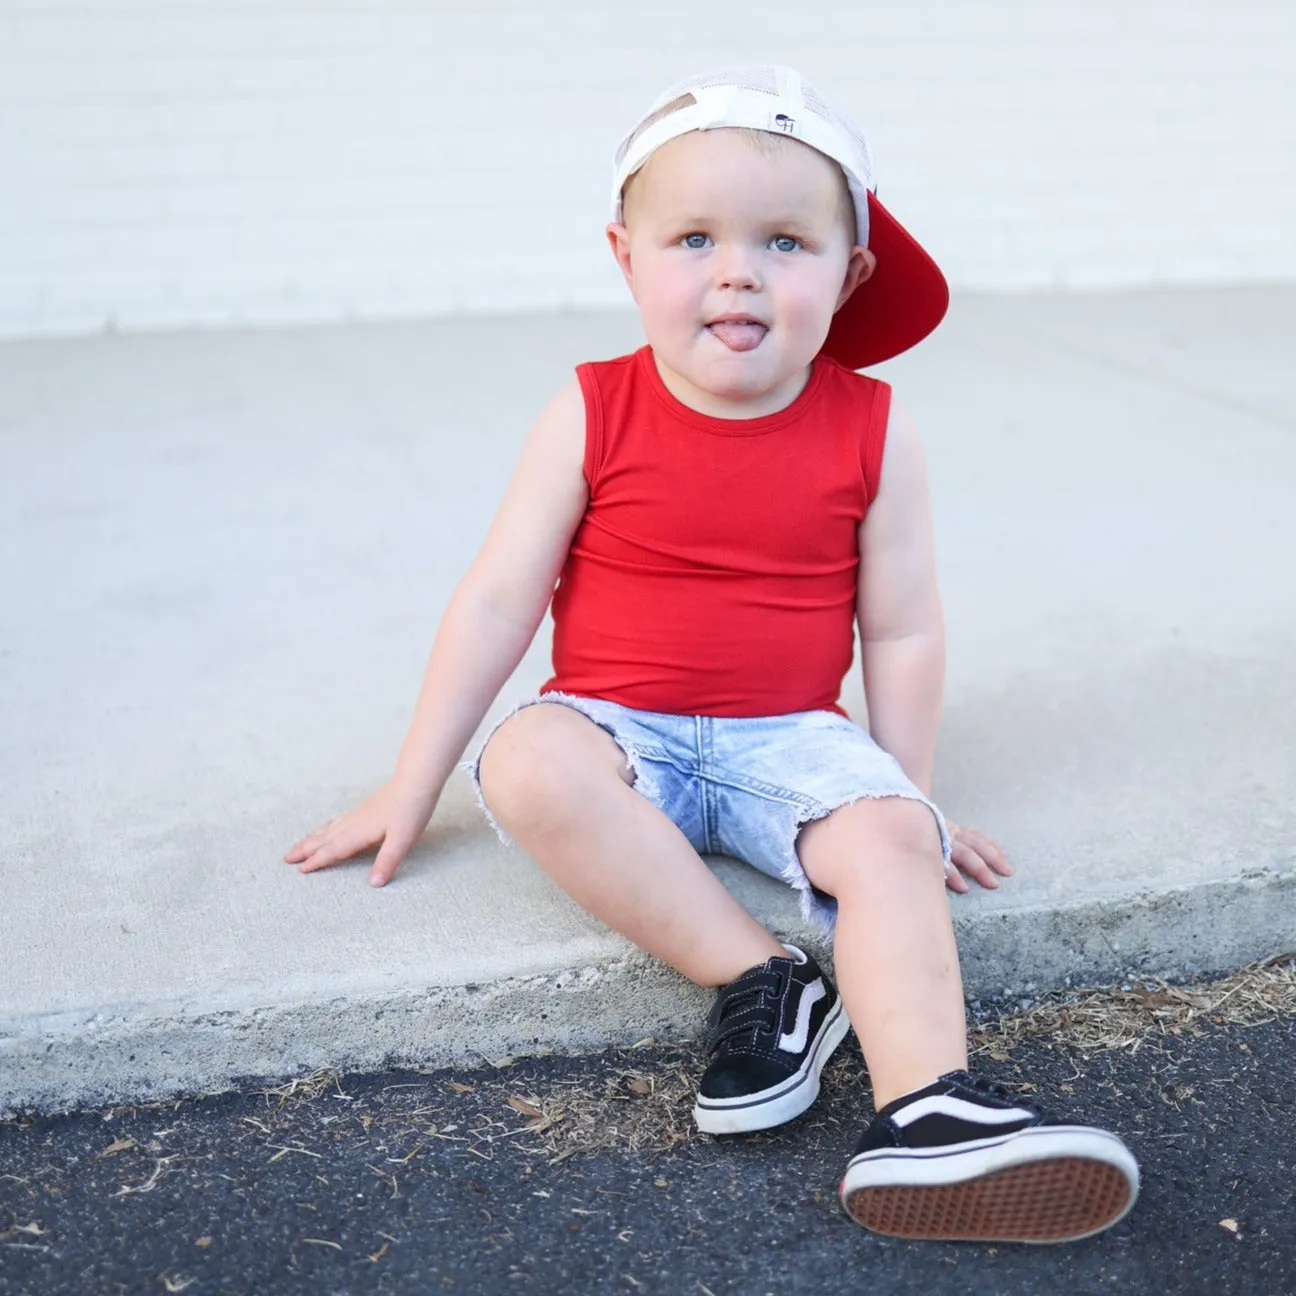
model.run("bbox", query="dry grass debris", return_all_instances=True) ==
[970,953,1295,1058]
[257,1070,349,1106]
[495,1062,701,1162]
[445,955,1294,1160]
[510,956,1296,1158]
[85,955,1291,1168]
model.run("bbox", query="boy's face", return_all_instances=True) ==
[608,129,874,416]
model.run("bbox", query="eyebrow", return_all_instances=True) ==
[665,213,826,232]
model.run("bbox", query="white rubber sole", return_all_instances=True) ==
[693,1000,850,1135]
[840,1125,1141,1244]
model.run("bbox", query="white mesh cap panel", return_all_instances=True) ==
[611,65,876,246]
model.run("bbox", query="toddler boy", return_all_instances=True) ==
[286,66,1139,1242]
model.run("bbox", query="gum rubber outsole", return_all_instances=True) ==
[841,1156,1135,1243]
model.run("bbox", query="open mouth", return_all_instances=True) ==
[706,317,768,352]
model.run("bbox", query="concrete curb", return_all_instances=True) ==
[5,864,1291,1119]
[5,294,1295,1119]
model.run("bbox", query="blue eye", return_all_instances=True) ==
[771,235,800,253]
[682,233,710,249]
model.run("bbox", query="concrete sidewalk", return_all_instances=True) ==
[3,288,1294,1117]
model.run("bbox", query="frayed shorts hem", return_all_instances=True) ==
[463,691,952,935]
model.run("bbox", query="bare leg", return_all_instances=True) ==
[797,796,967,1110]
[477,703,785,986]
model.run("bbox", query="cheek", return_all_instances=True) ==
[775,261,847,325]
[635,255,703,325]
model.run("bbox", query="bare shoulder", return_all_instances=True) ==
[523,376,587,469]
[866,393,932,530]
[490,376,586,504]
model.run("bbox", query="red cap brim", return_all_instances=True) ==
[821,193,949,370]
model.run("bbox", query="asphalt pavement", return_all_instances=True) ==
[2,988,1292,1296]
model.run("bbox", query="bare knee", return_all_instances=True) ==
[797,796,943,898]
[478,704,633,830]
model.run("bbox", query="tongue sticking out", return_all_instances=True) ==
[708,321,767,352]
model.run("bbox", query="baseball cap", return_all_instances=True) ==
[611,66,949,370]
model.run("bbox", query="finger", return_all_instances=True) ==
[287,827,339,868]
[952,845,1000,890]
[295,847,344,875]
[943,862,969,894]
[283,822,336,862]
[295,828,373,875]
[954,828,1014,876]
[370,832,415,887]
[966,833,1011,871]
[954,843,1001,888]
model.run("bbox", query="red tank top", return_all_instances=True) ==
[540,346,891,717]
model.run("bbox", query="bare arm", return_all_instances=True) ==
[285,378,589,884]
[856,399,1012,891]
[856,398,945,799]
[389,378,590,797]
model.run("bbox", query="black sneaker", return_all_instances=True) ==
[692,944,850,1135]
[839,1071,1140,1243]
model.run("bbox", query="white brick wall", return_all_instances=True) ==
[1,0,1294,337]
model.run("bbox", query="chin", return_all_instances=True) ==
[708,350,803,392]
[709,370,780,400]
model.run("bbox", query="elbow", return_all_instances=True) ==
[859,620,944,648]
[455,576,549,638]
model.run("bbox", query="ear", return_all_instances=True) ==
[834,247,877,313]
[606,223,637,300]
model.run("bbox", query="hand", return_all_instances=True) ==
[284,781,438,888]
[943,822,1013,894]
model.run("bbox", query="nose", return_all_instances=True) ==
[712,243,760,292]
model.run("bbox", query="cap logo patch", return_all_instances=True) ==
[772,112,797,134]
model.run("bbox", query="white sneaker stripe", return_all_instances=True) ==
[890,1094,1036,1128]
[777,977,826,1054]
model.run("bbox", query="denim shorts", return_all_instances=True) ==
[464,691,952,933]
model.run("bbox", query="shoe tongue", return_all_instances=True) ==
[780,944,808,965]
